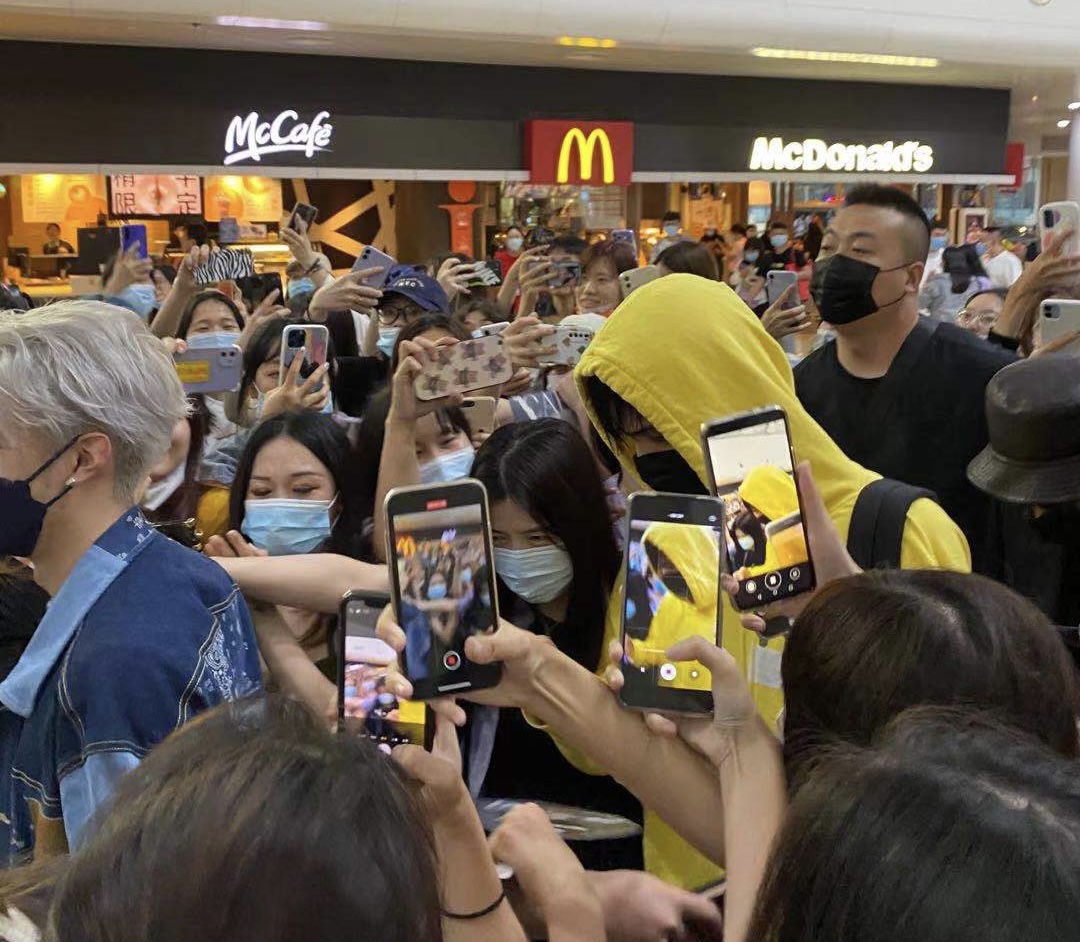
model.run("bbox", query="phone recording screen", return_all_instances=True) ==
[622,511,723,696]
[390,502,494,685]
[341,601,426,751]
[706,417,815,608]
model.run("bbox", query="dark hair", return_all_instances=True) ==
[584,375,647,446]
[730,223,749,238]
[49,696,441,942]
[743,237,767,257]
[505,224,524,237]
[238,315,338,408]
[782,569,1080,785]
[176,289,246,339]
[749,709,1080,942]
[229,411,371,560]
[186,222,209,246]
[965,286,1009,308]
[929,217,947,232]
[844,184,932,262]
[768,219,789,232]
[455,298,501,330]
[45,222,60,232]
[661,211,681,224]
[471,419,621,670]
[549,234,588,258]
[656,241,720,280]
[153,264,177,284]
[984,225,1002,235]
[390,314,471,372]
[942,244,989,295]
[580,239,638,277]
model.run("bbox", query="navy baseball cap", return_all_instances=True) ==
[382,267,449,314]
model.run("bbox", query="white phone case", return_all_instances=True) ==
[1040,202,1080,257]
[1040,299,1080,356]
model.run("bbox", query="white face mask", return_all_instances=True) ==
[142,459,187,511]
[186,330,241,349]
[419,446,475,484]
[494,545,574,604]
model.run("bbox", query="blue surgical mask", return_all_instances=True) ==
[117,283,156,318]
[664,223,680,237]
[770,234,789,250]
[241,496,337,556]
[186,330,241,349]
[288,277,315,298]
[419,446,475,485]
[930,235,948,252]
[377,326,400,359]
[494,545,573,604]
[505,236,524,253]
[427,582,448,601]
[975,243,989,257]
[744,251,760,263]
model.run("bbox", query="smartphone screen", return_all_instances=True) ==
[620,492,724,714]
[281,325,328,379]
[287,202,318,232]
[386,481,501,698]
[766,271,799,309]
[703,408,816,610]
[339,593,428,752]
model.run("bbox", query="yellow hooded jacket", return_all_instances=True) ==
[568,274,971,887]
[737,464,801,573]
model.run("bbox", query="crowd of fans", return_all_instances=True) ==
[1,182,1080,942]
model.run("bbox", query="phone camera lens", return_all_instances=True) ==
[1047,305,1060,320]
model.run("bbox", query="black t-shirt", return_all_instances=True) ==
[757,245,808,276]
[794,321,1017,575]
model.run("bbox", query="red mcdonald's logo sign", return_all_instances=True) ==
[525,120,634,186]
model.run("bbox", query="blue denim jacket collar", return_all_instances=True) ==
[0,509,156,718]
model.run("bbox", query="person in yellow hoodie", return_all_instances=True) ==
[568,272,971,887]
[730,464,804,579]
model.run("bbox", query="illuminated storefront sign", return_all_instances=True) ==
[526,121,633,186]
[749,136,935,173]
[224,110,334,165]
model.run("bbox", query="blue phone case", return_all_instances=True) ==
[120,224,148,259]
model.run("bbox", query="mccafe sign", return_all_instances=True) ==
[224,109,334,165]
[749,136,935,174]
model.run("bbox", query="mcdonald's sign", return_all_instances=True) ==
[525,120,633,186]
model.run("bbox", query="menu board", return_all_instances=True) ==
[109,175,203,216]
[21,174,108,223]
[203,176,283,223]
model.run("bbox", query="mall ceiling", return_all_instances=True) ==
[2,0,1078,141]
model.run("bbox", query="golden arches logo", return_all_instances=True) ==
[556,128,615,184]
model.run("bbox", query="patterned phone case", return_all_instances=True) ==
[174,343,242,394]
[539,327,594,368]
[413,335,514,402]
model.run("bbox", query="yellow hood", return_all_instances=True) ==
[642,520,719,612]
[739,464,799,522]
[576,274,971,728]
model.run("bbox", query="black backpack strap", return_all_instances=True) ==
[848,479,938,570]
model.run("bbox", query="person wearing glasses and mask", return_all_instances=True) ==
[363,268,450,362]
[794,185,1017,577]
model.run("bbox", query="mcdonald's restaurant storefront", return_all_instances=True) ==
[1,40,1014,277]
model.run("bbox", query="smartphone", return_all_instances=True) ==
[461,396,497,437]
[120,224,148,260]
[385,479,502,699]
[550,259,581,288]
[193,248,256,285]
[1039,299,1080,356]
[352,245,397,288]
[766,270,800,310]
[1040,202,1080,256]
[476,321,510,338]
[619,491,725,715]
[619,265,661,299]
[280,323,330,382]
[286,201,318,233]
[236,272,283,309]
[611,228,637,248]
[413,334,514,402]
[537,326,594,368]
[701,406,817,612]
[465,260,503,289]
[173,340,242,394]
[338,590,432,751]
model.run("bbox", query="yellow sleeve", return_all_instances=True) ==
[899,497,972,573]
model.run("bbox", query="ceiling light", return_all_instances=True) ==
[556,36,617,49]
[751,47,939,68]
[215,16,328,30]
[1069,102,1080,111]
[1032,95,1039,102]
[1058,119,1072,129]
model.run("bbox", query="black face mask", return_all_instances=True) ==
[634,451,707,495]
[1031,503,1080,546]
[812,253,909,326]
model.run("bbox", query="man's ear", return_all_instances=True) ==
[906,260,925,294]
[69,431,113,487]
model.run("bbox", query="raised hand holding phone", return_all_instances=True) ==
[260,348,330,421]
[309,269,384,320]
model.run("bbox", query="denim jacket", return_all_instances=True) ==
[0,509,262,862]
